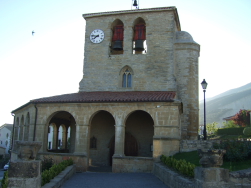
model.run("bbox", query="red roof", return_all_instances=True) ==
[12,91,176,113]
[30,91,176,103]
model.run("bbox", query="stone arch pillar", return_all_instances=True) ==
[74,124,89,155]
[113,124,125,157]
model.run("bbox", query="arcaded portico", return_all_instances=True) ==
[11,6,200,172]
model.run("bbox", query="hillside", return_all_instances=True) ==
[199,83,251,126]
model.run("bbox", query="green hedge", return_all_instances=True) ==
[41,159,73,186]
[216,127,244,135]
[160,155,196,177]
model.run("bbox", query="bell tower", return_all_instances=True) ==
[79,7,200,139]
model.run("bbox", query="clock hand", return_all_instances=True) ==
[94,35,99,39]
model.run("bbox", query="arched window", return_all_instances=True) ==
[110,19,124,55]
[122,69,132,87]
[120,66,133,88]
[133,17,146,54]
[20,116,24,141]
[24,112,30,141]
[14,117,19,141]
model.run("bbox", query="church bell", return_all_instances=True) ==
[113,40,123,51]
[133,0,138,7]
[134,40,144,51]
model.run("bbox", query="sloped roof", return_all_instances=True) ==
[31,91,176,103]
[0,124,13,131]
[12,91,176,112]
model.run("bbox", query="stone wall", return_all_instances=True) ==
[230,168,251,188]
[153,162,251,188]
[113,156,153,173]
[153,162,195,188]
[180,140,220,152]
[39,153,88,172]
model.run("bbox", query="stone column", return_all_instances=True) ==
[52,127,57,149]
[113,124,125,157]
[74,124,89,155]
[61,128,67,149]
[73,124,89,172]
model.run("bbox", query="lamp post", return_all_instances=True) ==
[201,79,208,140]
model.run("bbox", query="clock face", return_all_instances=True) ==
[90,29,105,43]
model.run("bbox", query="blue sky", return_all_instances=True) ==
[1,0,251,125]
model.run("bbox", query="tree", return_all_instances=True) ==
[206,122,218,135]
[231,109,251,127]
[223,120,239,128]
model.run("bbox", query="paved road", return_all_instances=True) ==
[61,172,169,188]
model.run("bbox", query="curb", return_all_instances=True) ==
[42,164,76,188]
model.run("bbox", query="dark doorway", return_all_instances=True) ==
[108,132,138,165]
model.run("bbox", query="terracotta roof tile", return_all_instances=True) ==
[30,91,176,103]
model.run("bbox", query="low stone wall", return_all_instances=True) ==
[153,162,195,188]
[42,164,76,188]
[39,152,87,172]
[230,168,251,188]
[180,140,220,152]
[153,162,251,188]
[113,156,153,173]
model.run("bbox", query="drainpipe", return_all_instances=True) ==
[33,104,38,141]
[10,113,15,160]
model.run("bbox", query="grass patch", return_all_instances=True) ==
[173,151,251,171]
[173,151,200,166]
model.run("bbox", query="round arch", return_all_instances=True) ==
[88,109,115,126]
[124,109,155,125]
[45,111,76,153]
[89,110,115,167]
[124,110,154,157]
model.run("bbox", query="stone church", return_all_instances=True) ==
[11,6,200,172]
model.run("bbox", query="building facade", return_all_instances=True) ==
[11,7,200,172]
[0,124,13,155]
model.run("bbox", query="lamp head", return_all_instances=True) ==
[201,79,208,90]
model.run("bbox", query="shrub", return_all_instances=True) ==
[213,140,251,161]
[216,127,245,135]
[1,171,8,188]
[41,157,54,172]
[160,155,195,177]
[41,158,73,186]
[243,127,251,136]
[223,120,239,128]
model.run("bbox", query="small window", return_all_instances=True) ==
[122,69,132,88]
[90,136,97,149]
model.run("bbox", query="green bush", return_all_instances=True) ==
[213,140,251,161]
[41,157,54,172]
[160,155,195,177]
[216,127,244,135]
[243,127,251,136]
[41,158,73,186]
[1,171,8,188]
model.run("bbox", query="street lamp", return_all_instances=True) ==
[201,79,208,140]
